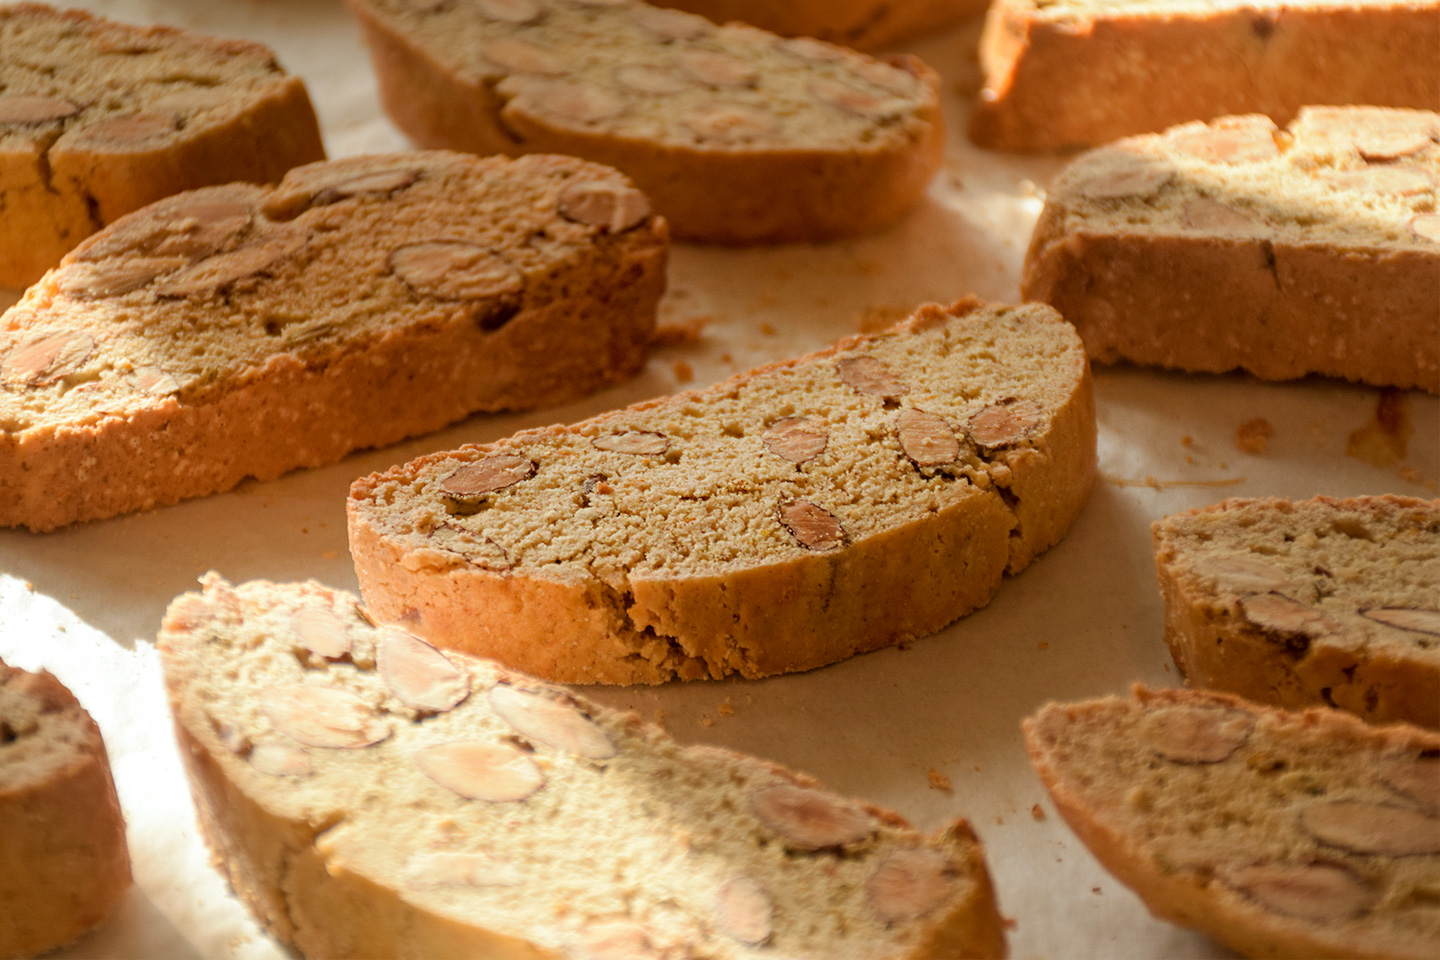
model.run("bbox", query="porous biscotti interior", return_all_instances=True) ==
[1047,108,1439,249]
[353,0,932,149]
[163,577,998,958]
[0,659,96,794]
[1026,687,1440,952]
[353,301,1081,584]
[0,152,654,434]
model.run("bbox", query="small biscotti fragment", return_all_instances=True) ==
[1023,108,1440,391]
[1024,686,1440,959]
[971,0,1440,151]
[348,298,1096,685]
[158,575,1009,959]
[0,659,131,957]
[343,0,944,243]
[1153,495,1440,730]
[0,3,325,289]
[648,0,985,50]
[0,151,666,531]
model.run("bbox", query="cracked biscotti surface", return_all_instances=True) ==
[158,575,1009,960]
[0,2,325,289]
[344,0,944,243]
[347,298,1096,685]
[648,0,986,51]
[1024,686,1440,960]
[971,0,1440,151]
[0,659,131,958]
[1022,108,1440,391]
[0,150,666,531]
[1153,495,1440,731]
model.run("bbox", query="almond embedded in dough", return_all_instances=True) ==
[1139,703,1255,763]
[377,628,470,714]
[748,784,877,849]
[415,740,545,802]
[488,684,615,759]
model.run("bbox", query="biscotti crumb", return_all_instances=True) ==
[716,701,735,717]
[1234,418,1273,454]
[927,768,952,792]
[1030,804,1045,821]
[672,361,694,384]
[652,316,710,347]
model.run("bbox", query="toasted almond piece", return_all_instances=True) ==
[1139,703,1255,763]
[576,922,663,960]
[154,232,306,296]
[1170,122,1280,164]
[808,78,897,118]
[1300,800,1440,856]
[1377,754,1440,809]
[1408,213,1440,243]
[591,430,668,455]
[489,684,616,759]
[1182,197,1257,232]
[1320,166,1435,196]
[865,848,952,924]
[778,36,845,61]
[77,196,255,262]
[763,417,827,464]
[678,50,756,88]
[290,606,353,660]
[1224,862,1379,922]
[1303,109,1438,160]
[1079,154,1174,200]
[261,685,391,749]
[1188,555,1289,594]
[391,241,523,300]
[778,499,847,552]
[415,740,544,802]
[1,330,95,387]
[684,102,778,143]
[1361,606,1440,636]
[557,180,651,233]
[837,354,907,399]
[58,257,188,299]
[631,6,711,40]
[378,628,470,713]
[896,408,959,467]
[130,365,182,396]
[403,851,524,888]
[614,64,691,95]
[481,37,565,75]
[315,169,420,202]
[749,784,877,849]
[69,111,176,147]
[515,81,625,124]
[716,875,772,945]
[249,742,313,777]
[855,59,920,97]
[969,399,1043,448]
[0,94,81,124]
[1239,593,1339,643]
[475,0,543,23]
[439,454,536,498]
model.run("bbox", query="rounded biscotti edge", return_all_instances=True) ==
[653,0,987,51]
[0,658,132,957]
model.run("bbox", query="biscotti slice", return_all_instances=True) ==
[348,298,1096,685]
[159,575,1010,960]
[971,0,1440,151]
[647,0,985,50]
[1022,108,1440,391]
[1152,496,1440,731]
[1024,686,1440,959]
[0,3,325,289]
[1,658,131,958]
[344,0,944,243]
[0,151,666,532]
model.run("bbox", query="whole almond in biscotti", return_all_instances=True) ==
[1024,686,1440,960]
[0,151,667,531]
[343,0,945,243]
[157,574,1010,959]
[646,0,987,51]
[0,658,132,957]
[0,3,325,289]
[347,298,1096,685]
[1152,495,1440,730]
[1024,108,1440,392]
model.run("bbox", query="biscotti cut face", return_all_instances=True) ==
[972,0,1440,151]
[649,0,986,51]
[159,575,1010,960]
[0,659,131,958]
[0,151,666,532]
[0,3,325,289]
[1024,686,1440,960]
[1153,496,1440,731]
[1023,108,1440,391]
[344,0,944,243]
[348,299,1096,685]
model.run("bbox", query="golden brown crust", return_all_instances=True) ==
[652,0,987,50]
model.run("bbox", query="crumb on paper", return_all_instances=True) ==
[927,768,952,792]
[716,701,735,718]
[858,304,912,333]
[720,353,733,365]
[1181,435,1194,447]
[1092,886,1102,895]
[1002,916,1018,931]
[1235,417,1274,454]
[321,549,339,560]
[1031,804,1046,821]
[700,716,714,728]
[651,315,711,348]
[672,361,694,384]
[758,322,776,337]
[1037,641,1049,651]
[995,815,1005,825]
[1185,455,1195,464]
[24,581,33,591]
[1348,388,1411,468]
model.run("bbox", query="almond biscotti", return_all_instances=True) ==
[650,0,986,50]
[1153,496,1440,731]
[971,0,1440,151]
[0,151,666,531]
[348,298,1096,685]
[1022,108,1440,392]
[0,3,325,289]
[1,659,131,958]
[159,575,1010,960]
[1024,686,1440,959]
[344,0,944,243]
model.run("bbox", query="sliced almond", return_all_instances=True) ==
[1169,120,1280,164]
[515,81,625,125]
[1301,800,1440,856]
[684,103,778,143]
[154,232,306,297]
[489,684,616,759]
[391,241,523,300]
[855,59,921,97]
[837,355,906,399]
[1361,607,1440,637]
[592,430,668,455]
[1225,862,1378,922]
[475,0,543,23]
[1182,197,1257,232]
[1320,166,1434,196]
[481,37,565,75]
[778,500,847,552]
[403,851,524,888]
[1188,555,1288,594]
[250,743,313,777]
[315,169,419,202]
[1078,155,1174,200]
[557,180,651,233]
[763,417,827,464]
[0,94,80,124]
[716,875,772,945]
[1377,754,1440,810]
[1408,213,1440,243]
[261,685,391,749]
[896,408,959,467]
[1,331,94,387]
[77,196,254,262]
[415,740,544,802]
[1301,108,1438,160]
[576,922,662,960]
[678,50,755,88]
[290,606,353,660]
[969,399,1043,448]
[865,848,952,924]
[378,628,470,714]
[808,78,898,118]
[1239,593,1339,645]
[779,36,844,62]
[69,111,176,147]
[631,6,711,40]
[439,454,536,498]
[58,257,187,299]
[749,784,877,849]
[130,366,182,396]
[1139,702,1255,763]
[615,64,691,95]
